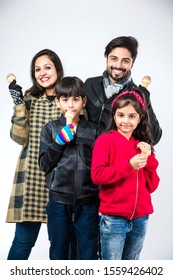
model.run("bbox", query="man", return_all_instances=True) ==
[85,36,162,145]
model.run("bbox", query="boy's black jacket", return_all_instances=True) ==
[39,115,99,205]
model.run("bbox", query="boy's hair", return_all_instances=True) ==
[104,36,138,63]
[107,89,153,147]
[56,76,85,99]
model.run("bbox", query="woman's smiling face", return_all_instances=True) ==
[34,55,58,92]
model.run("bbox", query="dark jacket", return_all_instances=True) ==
[85,76,162,145]
[39,115,99,205]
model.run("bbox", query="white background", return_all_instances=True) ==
[0,0,172,260]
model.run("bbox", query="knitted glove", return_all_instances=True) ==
[56,124,75,145]
[8,79,24,105]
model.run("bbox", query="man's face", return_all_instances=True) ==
[106,47,134,83]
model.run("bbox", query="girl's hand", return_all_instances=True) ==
[129,154,148,170]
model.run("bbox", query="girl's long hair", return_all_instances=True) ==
[107,89,154,149]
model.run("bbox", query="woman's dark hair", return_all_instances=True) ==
[56,76,85,99]
[26,49,64,97]
[104,36,138,63]
[107,89,153,148]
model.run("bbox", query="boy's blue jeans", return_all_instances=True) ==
[46,199,99,260]
[100,215,149,260]
[7,221,41,260]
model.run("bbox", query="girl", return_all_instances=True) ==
[91,90,160,260]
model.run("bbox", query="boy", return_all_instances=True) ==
[39,76,99,260]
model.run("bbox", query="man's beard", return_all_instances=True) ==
[108,67,130,83]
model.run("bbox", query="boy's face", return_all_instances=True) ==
[57,96,87,125]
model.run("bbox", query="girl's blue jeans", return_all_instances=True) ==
[100,214,149,260]
[46,199,99,260]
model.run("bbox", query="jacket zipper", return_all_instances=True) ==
[98,94,117,130]
[130,170,139,220]
[97,104,105,130]
[73,132,78,206]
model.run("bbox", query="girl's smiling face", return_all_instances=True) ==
[114,103,141,139]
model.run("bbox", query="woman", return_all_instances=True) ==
[6,49,64,259]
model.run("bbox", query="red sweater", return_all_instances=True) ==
[91,130,160,219]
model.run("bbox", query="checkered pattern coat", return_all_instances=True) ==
[6,93,60,223]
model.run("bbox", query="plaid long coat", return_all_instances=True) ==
[6,93,60,223]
